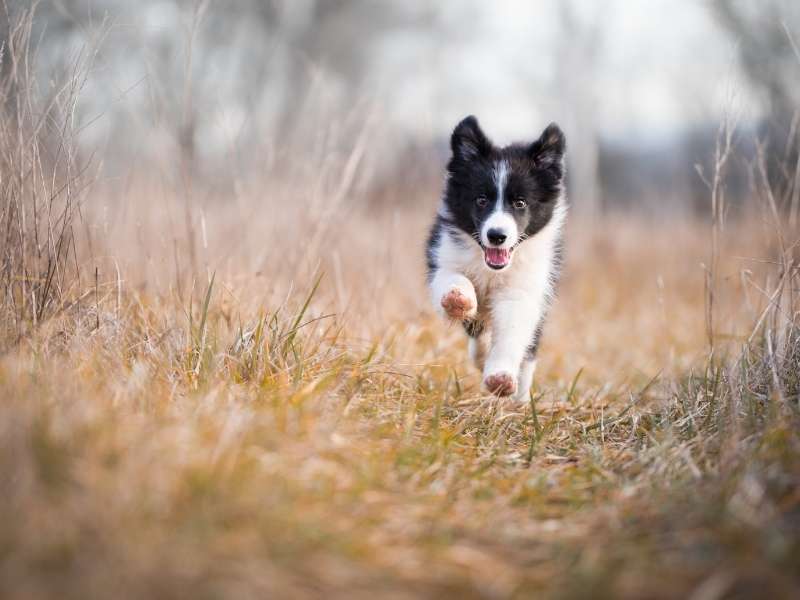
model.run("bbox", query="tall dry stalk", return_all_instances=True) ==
[747,141,800,408]
[0,3,94,346]
[698,113,735,353]
[178,0,210,290]
[741,21,800,407]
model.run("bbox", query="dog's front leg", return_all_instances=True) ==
[429,269,477,321]
[483,294,541,398]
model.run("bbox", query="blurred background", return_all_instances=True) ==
[2,4,800,598]
[16,0,800,217]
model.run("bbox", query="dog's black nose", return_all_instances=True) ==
[487,229,507,246]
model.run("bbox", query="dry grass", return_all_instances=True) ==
[1,8,800,600]
[1,185,798,599]
[0,2,93,344]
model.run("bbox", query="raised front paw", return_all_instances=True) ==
[440,287,477,321]
[483,371,517,397]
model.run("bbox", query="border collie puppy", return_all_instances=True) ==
[426,116,566,401]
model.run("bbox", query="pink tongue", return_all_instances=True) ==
[485,247,510,267]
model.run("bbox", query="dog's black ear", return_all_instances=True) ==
[528,123,566,175]
[451,115,491,161]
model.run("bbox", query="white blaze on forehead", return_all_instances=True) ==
[481,159,517,249]
[494,159,508,210]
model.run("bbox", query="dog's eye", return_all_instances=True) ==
[475,196,488,208]
[513,198,527,209]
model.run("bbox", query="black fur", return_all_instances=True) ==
[425,214,446,281]
[526,323,545,360]
[462,318,485,338]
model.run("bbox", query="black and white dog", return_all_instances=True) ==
[426,116,566,401]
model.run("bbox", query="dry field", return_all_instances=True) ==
[2,179,799,600]
[1,10,800,599]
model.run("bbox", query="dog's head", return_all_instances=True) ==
[443,116,566,271]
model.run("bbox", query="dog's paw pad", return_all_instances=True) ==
[441,288,476,320]
[484,372,517,397]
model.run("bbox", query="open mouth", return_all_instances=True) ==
[484,246,513,270]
